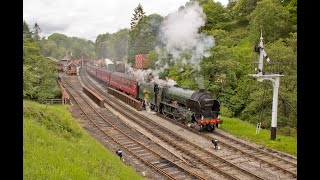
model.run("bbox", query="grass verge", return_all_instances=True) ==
[23,100,144,179]
[220,117,297,156]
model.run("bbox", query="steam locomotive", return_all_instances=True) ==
[86,63,221,131]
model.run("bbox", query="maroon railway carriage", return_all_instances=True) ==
[86,64,138,98]
[109,72,138,98]
[96,67,112,84]
[86,65,98,76]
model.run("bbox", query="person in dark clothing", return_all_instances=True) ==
[116,149,123,159]
[212,139,218,149]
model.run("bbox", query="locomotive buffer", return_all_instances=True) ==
[249,31,283,140]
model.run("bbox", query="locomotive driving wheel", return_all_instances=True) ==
[172,108,182,121]
[161,105,170,117]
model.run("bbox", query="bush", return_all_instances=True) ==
[278,126,296,137]
[220,106,234,117]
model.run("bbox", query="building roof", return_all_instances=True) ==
[46,57,59,62]
[105,58,114,65]
[66,62,77,67]
[115,61,124,65]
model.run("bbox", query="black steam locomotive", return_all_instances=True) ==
[140,83,221,131]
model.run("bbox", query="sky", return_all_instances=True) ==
[23,0,229,41]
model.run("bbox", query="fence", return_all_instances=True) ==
[38,98,70,105]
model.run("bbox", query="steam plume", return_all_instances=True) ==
[157,1,215,71]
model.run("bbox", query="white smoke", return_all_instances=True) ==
[126,2,214,88]
[157,1,215,71]
[126,66,177,88]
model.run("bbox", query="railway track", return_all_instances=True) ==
[155,108,297,179]
[79,67,272,180]
[209,131,296,175]
[62,76,205,180]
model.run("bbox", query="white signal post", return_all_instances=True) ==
[249,32,283,140]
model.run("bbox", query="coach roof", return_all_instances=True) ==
[112,72,136,81]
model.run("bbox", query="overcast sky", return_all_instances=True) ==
[23,0,228,41]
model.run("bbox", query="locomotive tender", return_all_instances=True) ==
[86,64,221,131]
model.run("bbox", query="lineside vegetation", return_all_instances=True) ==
[23,100,144,179]
[220,116,296,156]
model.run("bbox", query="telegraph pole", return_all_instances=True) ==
[249,32,283,140]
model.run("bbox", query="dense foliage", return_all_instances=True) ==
[23,26,61,100]
[95,29,130,61]
[37,33,96,60]
[130,3,146,29]
[128,13,164,65]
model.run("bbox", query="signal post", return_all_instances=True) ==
[249,32,283,140]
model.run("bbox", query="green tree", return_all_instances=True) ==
[285,0,297,29]
[94,29,129,61]
[23,37,60,100]
[248,0,292,43]
[233,0,262,21]
[32,23,41,41]
[23,20,32,38]
[240,33,296,128]
[112,29,130,61]
[201,0,230,30]
[128,13,164,65]
[38,33,96,59]
[227,0,237,9]
[167,61,199,90]
[130,3,146,29]
[264,33,297,127]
